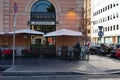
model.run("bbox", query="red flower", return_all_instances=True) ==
[3,49,13,55]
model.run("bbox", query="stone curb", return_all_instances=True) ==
[2,71,87,76]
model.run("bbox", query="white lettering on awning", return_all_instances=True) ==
[31,21,55,25]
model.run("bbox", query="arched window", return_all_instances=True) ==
[31,0,55,12]
[31,0,56,22]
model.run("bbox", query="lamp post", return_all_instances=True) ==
[12,2,17,69]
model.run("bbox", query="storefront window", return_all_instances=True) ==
[118,36,120,44]
[104,37,112,44]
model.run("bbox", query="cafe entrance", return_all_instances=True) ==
[30,0,56,57]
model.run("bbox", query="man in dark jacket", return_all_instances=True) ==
[74,42,81,60]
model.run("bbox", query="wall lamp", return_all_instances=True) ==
[69,8,74,12]
[27,20,31,26]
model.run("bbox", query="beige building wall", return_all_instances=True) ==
[112,36,117,44]
[8,0,83,31]
[8,0,84,46]
[0,0,84,48]
[0,0,4,32]
[9,0,29,31]
[84,0,91,41]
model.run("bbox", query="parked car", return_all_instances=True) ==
[109,44,120,59]
[115,46,120,58]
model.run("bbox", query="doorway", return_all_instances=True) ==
[30,0,56,57]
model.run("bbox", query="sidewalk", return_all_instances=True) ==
[2,55,120,76]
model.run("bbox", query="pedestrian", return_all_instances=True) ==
[74,42,81,60]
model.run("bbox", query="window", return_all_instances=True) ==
[101,9,102,13]
[110,15,112,20]
[116,3,118,6]
[108,5,109,10]
[116,24,119,30]
[110,4,112,8]
[110,26,112,31]
[105,27,107,31]
[105,17,107,21]
[103,8,104,12]
[108,16,109,20]
[108,26,109,31]
[113,13,115,19]
[105,6,107,11]
[103,28,104,32]
[31,0,55,12]
[96,11,98,15]
[113,25,115,30]
[113,4,115,7]
[101,19,102,23]
[88,30,90,33]
[103,18,104,22]
[116,12,119,18]
[99,10,100,14]
[31,0,56,21]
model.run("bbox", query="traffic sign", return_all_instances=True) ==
[98,31,104,37]
[14,3,17,13]
[98,26,103,31]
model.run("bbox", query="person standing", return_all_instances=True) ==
[81,44,88,60]
[74,42,81,60]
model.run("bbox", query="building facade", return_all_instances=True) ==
[91,0,120,44]
[84,0,91,41]
[0,0,84,56]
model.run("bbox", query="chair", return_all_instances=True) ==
[61,46,68,59]
[57,46,61,57]
[68,46,74,59]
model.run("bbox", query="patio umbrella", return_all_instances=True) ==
[7,29,44,50]
[45,29,83,37]
[45,28,83,46]
[0,32,5,35]
[8,29,44,35]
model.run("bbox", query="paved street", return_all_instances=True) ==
[0,55,120,79]
[0,55,120,75]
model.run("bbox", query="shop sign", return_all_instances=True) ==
[31,21,55,25]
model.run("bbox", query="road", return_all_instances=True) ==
[0,74,120,80]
